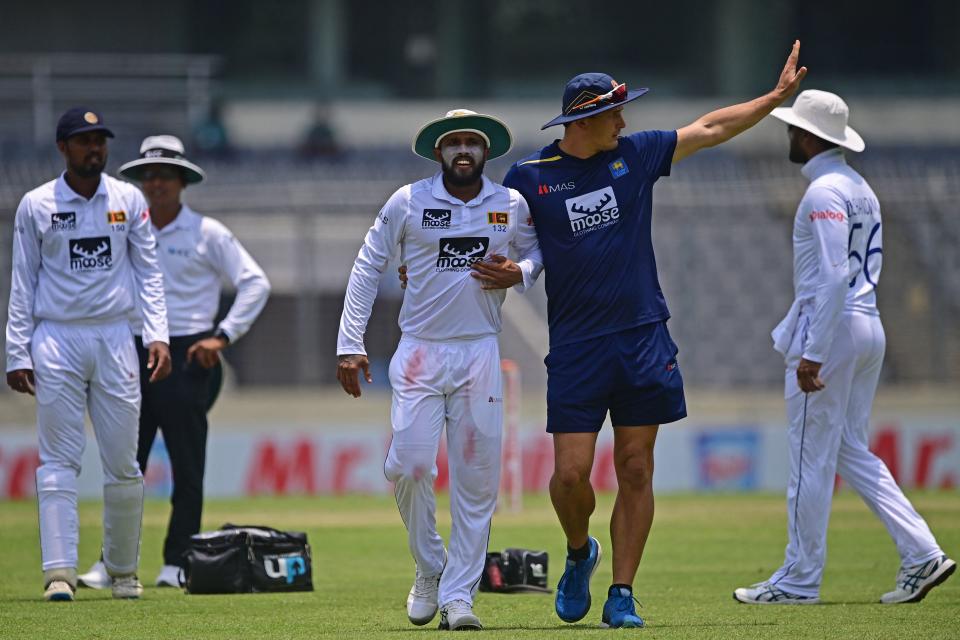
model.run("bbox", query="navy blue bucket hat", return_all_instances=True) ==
[542,73,649,130]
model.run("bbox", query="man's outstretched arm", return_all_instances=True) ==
[672,40,807,163]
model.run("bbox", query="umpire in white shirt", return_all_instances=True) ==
[79,136,270,589]
[337,110,542,630]
[734,90,954,605]
[5,107,172,601]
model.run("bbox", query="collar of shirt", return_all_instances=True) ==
[54,171,108,202]
[429,173,498,206]
[153,204,199,236]
[800,148,846,182]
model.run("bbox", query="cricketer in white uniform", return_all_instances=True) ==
[5,107,171,601]
[337,110,543,630]
[78,135,271,590]
[734,90,955,605]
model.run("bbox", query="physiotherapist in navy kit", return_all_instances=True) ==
[499,42,807,627]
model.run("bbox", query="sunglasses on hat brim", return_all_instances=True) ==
[567,83,628,114]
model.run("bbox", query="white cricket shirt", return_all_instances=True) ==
[338,173,543,355]
[772,149,883,363]
[6,173,168,371]
[130,205,270,340]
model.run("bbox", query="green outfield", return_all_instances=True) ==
[0,492,956,639]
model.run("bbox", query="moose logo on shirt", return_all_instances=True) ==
[69,236,113,271]
[51,212,77,231]
[422,209,452,229]
[565,186,620,237]
[436,237,490,272]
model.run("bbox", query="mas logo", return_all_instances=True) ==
[564,186,620,236]
[436,237,489,271]
[69,236,113,272]
[51,212,76,231]
[487,211,508,225]
[609,157,629,179]
[537,182,575,196]
[422,208,452,229]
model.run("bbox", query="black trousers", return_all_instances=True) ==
[136,333,222,568]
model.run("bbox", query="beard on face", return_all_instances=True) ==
[441,155,485,187]
[71,155,106,178]
[788,137,806,164]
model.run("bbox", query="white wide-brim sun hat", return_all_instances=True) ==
[119,134,206,184]
[770,89,865,152]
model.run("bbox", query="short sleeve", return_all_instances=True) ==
[626,130,678,179]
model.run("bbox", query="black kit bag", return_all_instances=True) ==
[479,548,551,594]
[184,524,313,594]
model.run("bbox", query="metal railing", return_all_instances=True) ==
[0,53,220,148]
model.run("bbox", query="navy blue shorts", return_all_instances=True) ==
[545,322,687,433]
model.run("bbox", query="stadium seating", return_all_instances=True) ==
[1,148,957,388]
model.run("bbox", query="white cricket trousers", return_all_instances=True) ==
[384,335,503,607]
[770,311,943,597]
[31,319,144,575]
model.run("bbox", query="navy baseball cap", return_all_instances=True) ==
[542,73,649,129]
[56,107,115,142]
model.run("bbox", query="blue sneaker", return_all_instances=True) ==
[602,586,645,628]
[555,536,602,623]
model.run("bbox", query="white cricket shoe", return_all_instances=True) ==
[43,580,75,602]
[77,560,111,590]
[880,555,956,604]
[407,554,445,626]
[733,582,820,605]
[155,565,184,588]
[438,599,482,631]
[112,575,144,599]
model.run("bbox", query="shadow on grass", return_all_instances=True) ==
[729,598,885,607]
[391,621,782,632]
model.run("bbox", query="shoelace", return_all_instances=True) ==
[445,599,472,615]
[611,592,643,613]
[412,572,439,598]
[113,576,141,591]
[897,559,935,591]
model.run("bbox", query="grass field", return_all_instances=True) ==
[0,492,956,639]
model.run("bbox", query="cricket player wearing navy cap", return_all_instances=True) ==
[338,109,542,630]
[5,107,171,601]
[732,90,955,605]
[500,43,806,627]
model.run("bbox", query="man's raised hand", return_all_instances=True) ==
[774,40,808,103]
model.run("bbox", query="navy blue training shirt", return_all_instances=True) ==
[503,130,677,348]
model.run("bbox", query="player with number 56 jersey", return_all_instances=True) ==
[774,140,882,365]
[734,90,954,606]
